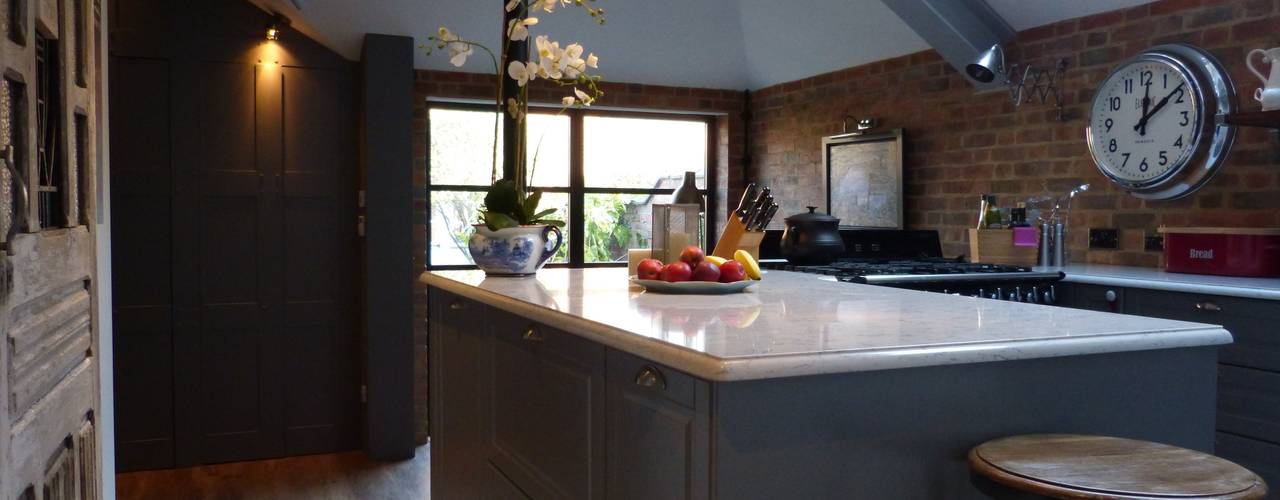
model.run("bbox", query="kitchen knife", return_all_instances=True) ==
[734,183,757,220]
[741,187,768,226]
[745,194,772,230]
[753,203,779,231]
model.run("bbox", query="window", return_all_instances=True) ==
[74,0,86,87]
[35,32,65,230]
[4,75,27,242]
[7,0,27,45]
[74,113,87,225]
[426,103,715,268]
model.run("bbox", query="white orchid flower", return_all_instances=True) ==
[436,26,473,66]
[448,42,473,67]
[506,17,538,42]
[586,53,598,69]
[574,87,594,105]
[505,0,520,12]
[507,98,525,121]
[562,95,576,106]
[508,60,535,86]
[560,43,585,78]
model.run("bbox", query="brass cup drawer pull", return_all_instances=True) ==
[634,365,667,391]
[1196,301,1222,312]
[449,300,465,311]
[522,326,544,342]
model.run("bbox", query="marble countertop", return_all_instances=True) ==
[422,268,1231,381]
[1042,264,1280,301]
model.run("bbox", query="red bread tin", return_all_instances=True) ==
[1160,227,1280,277]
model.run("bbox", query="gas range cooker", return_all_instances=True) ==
[759,229,1064,304]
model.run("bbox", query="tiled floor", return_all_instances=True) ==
[116,445,430,500]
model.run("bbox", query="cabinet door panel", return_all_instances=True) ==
[430,290,489,500]
[606,350,709,500]
[1058,283,1124,312]
[1215,432,1279,496]
[1126,289,1280,372]
[1218,365,1280,444]
[488,316,605,500]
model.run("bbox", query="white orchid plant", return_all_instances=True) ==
[426,0,606,230]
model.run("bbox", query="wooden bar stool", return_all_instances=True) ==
[969,434,1268,499]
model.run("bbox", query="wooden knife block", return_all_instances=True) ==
[712,217,765,260]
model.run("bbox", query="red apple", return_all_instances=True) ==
[718,260,746,283]
[659,261,693,282]
[691,261,721,282]
[636,258,664,280]
[679,246,705,265]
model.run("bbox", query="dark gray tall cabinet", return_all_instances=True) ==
[110,0,359,470]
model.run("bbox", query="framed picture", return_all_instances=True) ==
[823,129,903,229]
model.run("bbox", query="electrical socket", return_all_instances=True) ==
[1089,228,1119,250]
[1145,231,1164,252]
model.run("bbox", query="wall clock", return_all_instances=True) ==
[1086,44,1237,200]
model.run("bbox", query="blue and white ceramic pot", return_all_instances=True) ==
[468,224,564,276]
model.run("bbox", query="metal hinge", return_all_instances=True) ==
[357,215,366,237]
[357,190,366,208]
[360,384,367,403]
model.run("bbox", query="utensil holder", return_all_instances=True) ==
[969,229,1038,266]
[711,216,765,260]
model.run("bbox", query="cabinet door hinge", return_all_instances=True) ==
[361,384,368,403]
[357,216,366,237]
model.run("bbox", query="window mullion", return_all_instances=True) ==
[569,109,585,267]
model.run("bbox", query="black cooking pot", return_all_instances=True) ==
[780,206,845,265]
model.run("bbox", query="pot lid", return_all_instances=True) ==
[785,206,840,224]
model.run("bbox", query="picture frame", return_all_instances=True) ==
[823,128,904,229]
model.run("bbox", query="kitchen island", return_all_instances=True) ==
[423,268,1231,499]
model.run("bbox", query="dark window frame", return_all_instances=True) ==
[425,100,719,270]
[35,31,65,230]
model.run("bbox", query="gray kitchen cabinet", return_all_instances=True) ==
[486,314,607,500]
[1056,282,1124,313]
[605,350,711,500]
[433,286,669,500]
[1057,282,1280,492]
[1125,289,1280,373]
[429,289,491,500]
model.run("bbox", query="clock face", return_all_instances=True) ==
[1088,59,1200,186]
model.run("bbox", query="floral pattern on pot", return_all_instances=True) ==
[468,224,564,276]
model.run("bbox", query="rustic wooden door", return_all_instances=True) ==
[1,0,105,498]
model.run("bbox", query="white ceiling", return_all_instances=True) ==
[251,0,1153,90]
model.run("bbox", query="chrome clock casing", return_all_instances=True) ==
[1086,44,1237,200]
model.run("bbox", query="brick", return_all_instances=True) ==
[1079,46,1123,67]
[1081,10,1126,30]
[1231,17,1277,41]
[1186,4,1236,28]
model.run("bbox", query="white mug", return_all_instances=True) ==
[1246,47,1280,110]
[1256,88,1280,111]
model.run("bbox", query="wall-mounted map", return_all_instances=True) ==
[824,130,903,229]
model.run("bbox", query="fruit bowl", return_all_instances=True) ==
[630,278,758,295]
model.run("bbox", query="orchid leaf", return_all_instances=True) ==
[523,190,543,222]
[529,208,557,220]
[532,218,566,227]
[482,211,519,231]
[483,179,522,217]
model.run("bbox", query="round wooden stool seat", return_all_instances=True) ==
[969,434,1268,499]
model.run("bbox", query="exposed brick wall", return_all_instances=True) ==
[410,69,747,443]
[751,0,1280,266]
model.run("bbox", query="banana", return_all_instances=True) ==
[734,250,762,280]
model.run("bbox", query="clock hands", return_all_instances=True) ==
[1138,82,1151,136]
[1133,82,1185,134]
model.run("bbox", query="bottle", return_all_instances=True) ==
[672,171,704,212]
[983,195,1003,229]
